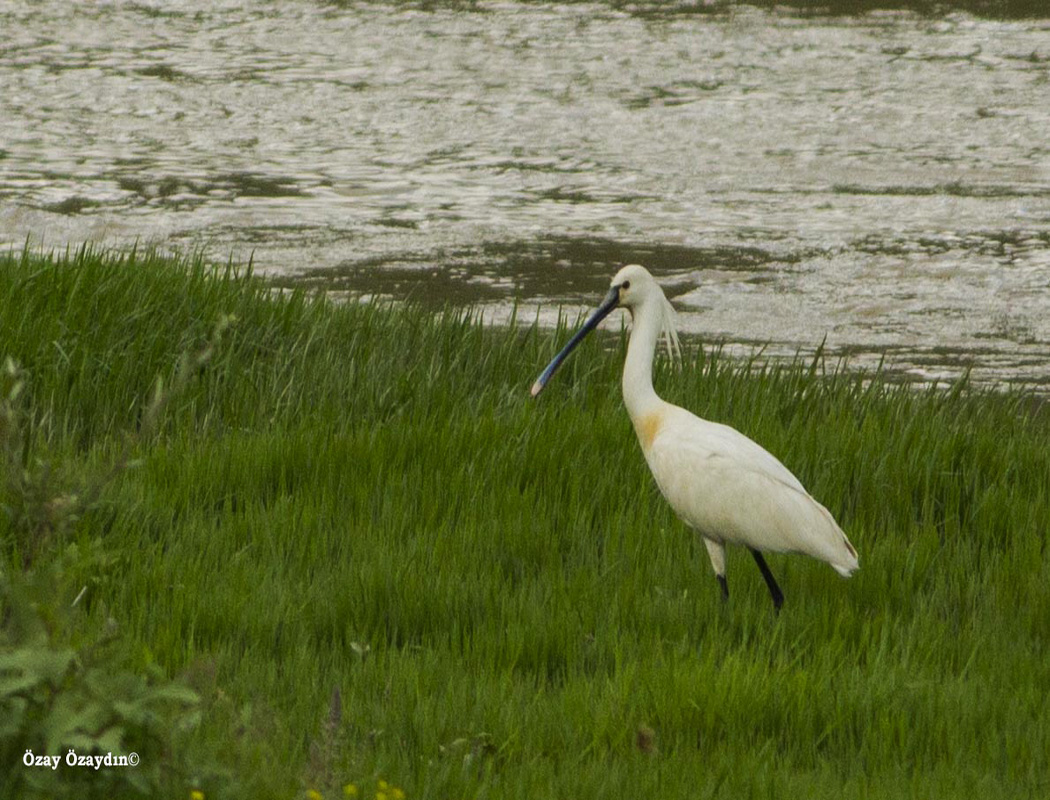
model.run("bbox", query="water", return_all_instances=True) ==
[2,1,1049,387]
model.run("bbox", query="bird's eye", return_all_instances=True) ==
[621,280,631,290]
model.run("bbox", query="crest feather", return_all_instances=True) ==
[658,288,681,366]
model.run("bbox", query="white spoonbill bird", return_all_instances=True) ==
[531,264,858,612]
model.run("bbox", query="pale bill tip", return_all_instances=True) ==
[530,380,544,397]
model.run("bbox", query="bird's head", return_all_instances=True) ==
[530,264,680,397]
[608,263,659,314]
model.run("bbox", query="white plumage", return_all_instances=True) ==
[532,264,858,611]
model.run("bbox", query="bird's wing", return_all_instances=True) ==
[643,407,857,572]
[659,409,807,494]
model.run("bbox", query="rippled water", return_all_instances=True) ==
[2,1,1049,386]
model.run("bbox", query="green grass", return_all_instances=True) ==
[2,244,1049,799]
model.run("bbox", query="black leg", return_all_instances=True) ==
[717,574,729,602]
[749,549,784,613]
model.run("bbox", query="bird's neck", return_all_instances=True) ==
[622,298,665,422]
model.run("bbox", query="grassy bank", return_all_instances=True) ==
[1,245,1048,799]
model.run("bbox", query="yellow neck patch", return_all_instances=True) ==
[635,410,665,451]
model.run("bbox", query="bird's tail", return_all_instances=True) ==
[830,533,859,577]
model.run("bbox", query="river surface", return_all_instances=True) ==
[2,1,1049,387]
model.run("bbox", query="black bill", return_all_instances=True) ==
[530,285,619,397]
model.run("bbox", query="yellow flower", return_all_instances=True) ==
[391,789,405,800]
[307,791,323,800]
[190,792,205,800]
[376,793,387,800]
[378,781,389,791]
[343,785,359,798]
